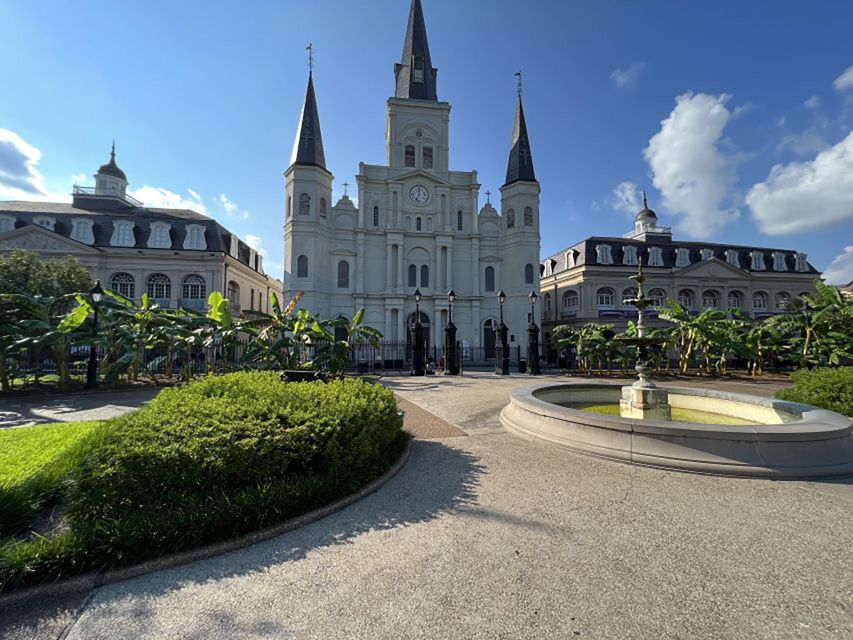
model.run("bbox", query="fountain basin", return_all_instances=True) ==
[500,383,853,478]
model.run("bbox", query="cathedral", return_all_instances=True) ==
[282,0,541,353]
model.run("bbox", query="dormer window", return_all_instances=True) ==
[566,251,576,269]
[70,219,95,244]
[795,253,808,272]
[34,216,56,231]
[183,224,206,250]
[0,215,15,233]
[111,221,134,247]
[148,222,171,249]
[675,247,691,268]
[750,251,765,270]
[229,235,239,258]
[772,252,787,271]
[413,55,424,83]
[648,246,664,267]
[725,249,740,268]
[405,144,415,168]
[623,245,638,265]
[596,244,613,265]
[700,248,714,260]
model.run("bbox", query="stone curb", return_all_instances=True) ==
[0,439,412,607]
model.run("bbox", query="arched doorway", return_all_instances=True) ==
[483,318,496,359]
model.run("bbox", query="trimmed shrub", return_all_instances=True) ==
[775,367,853,416]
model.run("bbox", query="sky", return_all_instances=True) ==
[1,0,852,283]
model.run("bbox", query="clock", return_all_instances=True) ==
[409,184,429,205]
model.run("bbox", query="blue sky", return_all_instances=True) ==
[1,0,852,282]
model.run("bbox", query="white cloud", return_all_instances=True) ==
[129,185,207,214]
[746,131,853,235]
[778,129,829,156]
[71,172,87,185]
[822,246,853,285]
[732,102,755,119]
[643,92,740,238]
[610,61,646,88]
[0,129,70,202]
[804,95,821,109]
[244,233,268,257]
[218,193,249,220]
[833,65,853,93]
[609,181,642,216]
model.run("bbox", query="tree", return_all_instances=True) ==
[656,299,724,375]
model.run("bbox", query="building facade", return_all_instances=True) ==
[282,0,541,352]
[0,146,282,314]
[538,194,821,355]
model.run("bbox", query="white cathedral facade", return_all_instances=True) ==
[282,0,541,352]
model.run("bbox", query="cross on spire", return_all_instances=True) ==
[485,190,491,204]
[342,181,349,196]
[306,42,313,73]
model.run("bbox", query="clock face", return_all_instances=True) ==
[409,184,429,205]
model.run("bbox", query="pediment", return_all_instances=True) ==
[0,225,101,254]
[676,257,750,279]
[391,169,452,186]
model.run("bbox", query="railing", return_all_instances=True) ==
[151,297,171,308]
[560,308,578,318]
[180,298,206,310]
[72,185,143,207]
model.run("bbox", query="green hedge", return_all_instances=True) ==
[775,367,853,417]
[1,372,406,589]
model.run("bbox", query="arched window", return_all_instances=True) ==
[110,272,135,299]
[413,55,425,83]
[484,266,495,292]
[776,292,791,310]
[319,197,327,217]
[457,210,463,231]
[297,255,309,278]
[405,144,415,167]
[622,287,638,304]
[146,273,171,300]
[678,289,694,309]
[702,290,719,309]
[286,196,292,219]
[416,217,422,231]
[423,146,433,169]
[420,265,429,287]
[523,206,533,226]
[649,288,666,307]
[524,263,534,284]
[563,290,578,309]
[408,264,417,287]
[299,193,310,215]
[544,293,551,314]
[373,206,379,227]
[182,274,206,300]
[337,260,350,288]
[596,287,615,309]
[753,292,768,311]
[727,290,744,309]
[227,281,240,309]
[506,209,515,228]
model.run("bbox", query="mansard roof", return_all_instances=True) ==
[0,200,263,272]
[394,0,438,101]
[290,72,327,170]
[504,96,536,186]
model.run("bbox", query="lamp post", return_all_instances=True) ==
[527,289,540,375]
[84,280,104,389]
[411,288,425,376]
[445,289,459,375]
[495,290,510,375]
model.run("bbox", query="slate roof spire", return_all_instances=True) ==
[394,0,438,101]
[97,140,127,181]
[290,70,326,169]
[504,93,536,186]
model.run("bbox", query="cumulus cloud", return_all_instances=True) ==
[822,246,853,285]
[746,131,853,235]
[244,234,268,257]
[643,92,740,238]
[778,129,829,156]
[804,95,821,109]
[834,65,853,93]
[732,102,755,119]
[218,193,249,220]
[610,61,646,88]
[609,181,642,216]
[0,129,71,202]
[129,185,208,214]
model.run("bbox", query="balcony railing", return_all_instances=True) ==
[560,308,578,318]
[72,185,143,207]
[180,298,207,310]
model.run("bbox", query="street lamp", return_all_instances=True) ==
[496,290,510,375]
[411,288,425,376]
[85,280,104,389]
[527,289,540,375]
[445,289,459,375]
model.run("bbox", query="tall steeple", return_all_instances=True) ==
[504,92,536,186]
[290,70,326,169]
[394,0,438,101]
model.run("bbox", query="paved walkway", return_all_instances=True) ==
[0,389,158,429]
[3,373,852,639]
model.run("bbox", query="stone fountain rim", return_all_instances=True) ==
[514,381,852,442]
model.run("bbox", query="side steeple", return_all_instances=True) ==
[290,70,326,169]
[504,88,536,186]
[394,0,438,101]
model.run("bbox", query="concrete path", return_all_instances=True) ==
[0,388,158,429]
[3,373,852,639]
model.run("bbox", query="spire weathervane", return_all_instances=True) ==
[306,42,313,73]
[111,139,116,161]
[514,71,523,97]
[643,189,648,209]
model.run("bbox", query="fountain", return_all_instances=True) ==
[618,259,671,421]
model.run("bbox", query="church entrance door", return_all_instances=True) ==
[483,319,496,360]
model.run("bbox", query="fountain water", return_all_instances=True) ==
[618,259,671,420]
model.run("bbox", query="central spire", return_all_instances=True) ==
[394,0,438,101]
[290,70,326,170]
[504,93,536,186]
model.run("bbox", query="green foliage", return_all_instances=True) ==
[776,367,853,416]
[0,250,92,298]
